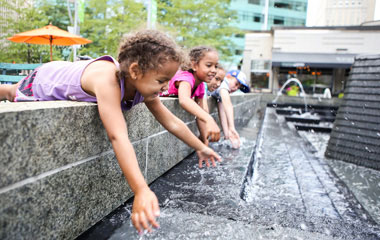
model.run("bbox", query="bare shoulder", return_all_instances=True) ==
[86,60,117,78]
[81,60,119,95]
[82,60,118,83]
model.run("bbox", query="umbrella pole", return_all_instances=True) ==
[50,36,53,61]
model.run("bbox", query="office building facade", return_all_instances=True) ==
[308,0,376,27]
[227,0,308,68]
[242,25,380,96]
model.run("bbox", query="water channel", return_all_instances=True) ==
[78,104,380,240]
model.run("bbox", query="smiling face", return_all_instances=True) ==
[227,75,242,93]
[207,68,225,92]
[192,51,219,83]
[134,60,179,101]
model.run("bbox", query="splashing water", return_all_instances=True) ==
[272,78,308,112]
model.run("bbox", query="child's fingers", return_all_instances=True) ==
[138,212,152,233]
[210,157,217,167]
[145,207,159,230]
[152,200,160,218]
[199,159,203,168]
[205,159,210,168]
[216,132,220,141]
[132,212,142,234]
[211,132,219,142]
[213,152,222,162]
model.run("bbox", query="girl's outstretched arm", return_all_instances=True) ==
[177,81,220,142]
[145,97,222,168]
[219,89,240,148]
[195,96,210,145]
[84,61,159,234]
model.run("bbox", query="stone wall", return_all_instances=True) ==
[325,54,380,170]
[0,94,260,239]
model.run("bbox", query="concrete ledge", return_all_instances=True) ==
[0,94,260,239]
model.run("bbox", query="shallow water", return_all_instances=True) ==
[79,107,380,240]
[299,130,380,224]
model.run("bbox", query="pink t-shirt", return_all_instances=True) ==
[161,70,205,99]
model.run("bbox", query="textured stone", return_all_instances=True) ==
[326,55,380,169]
[0,152,131,240]
[0,94,259,239]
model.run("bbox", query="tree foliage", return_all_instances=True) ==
[157,0,240,61]
[79,0,146,58]
[0,0,240,63]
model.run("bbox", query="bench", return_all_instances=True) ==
[0,63,42,84]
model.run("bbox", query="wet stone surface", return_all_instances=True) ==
[78,108,380,240]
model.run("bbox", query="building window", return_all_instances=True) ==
[251,60,271,71]
[240,11,253,21]
[273,18,284,25]
[235,49,243,55]
[272,1,306,12]
[273,2,291,10]
[248,0,261,5]
[251,72,270,89]
[254,15,261,22]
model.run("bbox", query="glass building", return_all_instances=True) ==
[228,0,308,69]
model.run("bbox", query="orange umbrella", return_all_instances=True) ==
[7,23,92,61]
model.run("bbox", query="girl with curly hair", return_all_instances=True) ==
[0,30,221,234]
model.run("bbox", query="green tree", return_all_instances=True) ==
[157,0,241,62]
[79,0,146,58]
[1,0,241,63]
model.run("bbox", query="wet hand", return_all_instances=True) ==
[229,129,241,149]
[131,187,160,235]
[197,146,222,168]
[205,117,220,142]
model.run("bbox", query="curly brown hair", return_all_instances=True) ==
[181,46,218,72]
[117,29,183,80]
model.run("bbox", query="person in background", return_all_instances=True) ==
[211,70,250,149]
[161,46,221,146]
[205,66,225,94]
[0,30,221,235]
[198,67,226,144]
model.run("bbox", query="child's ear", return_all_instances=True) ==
[191,61,197,72]
[129,62,141,80]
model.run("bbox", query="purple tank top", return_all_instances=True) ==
[32,55,144,111]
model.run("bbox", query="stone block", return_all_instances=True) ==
[326,54,380,170]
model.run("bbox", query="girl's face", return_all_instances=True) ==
[207,69,225,92]
[192,51,218,83]
[134,60,179,101]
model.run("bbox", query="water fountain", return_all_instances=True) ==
[78,107,380,240]
[272,78,308,112]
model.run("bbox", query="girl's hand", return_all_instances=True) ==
[205,117,220,142]
[229,129,241,149]
[197,146,222,168]
[131,187,160,234]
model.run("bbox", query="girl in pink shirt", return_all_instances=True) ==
[161,46,221,146]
